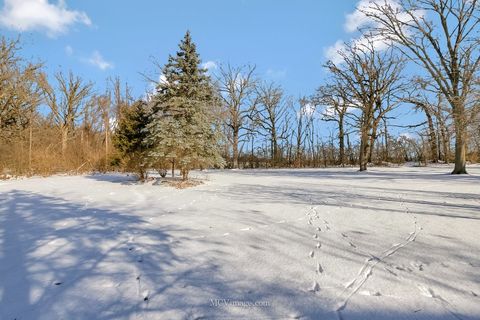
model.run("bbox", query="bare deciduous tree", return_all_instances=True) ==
[404,78,442,163]
[0,37,42,142]
[315,84,351,166]
[363,0,480,173]
[252,82,290,166]
[97,93,112,169]
[325,41,406,171]
[216,64,257,168]
[41,71,93,155]
[291,97,315,167]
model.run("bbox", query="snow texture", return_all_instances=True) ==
[0,166,479,320]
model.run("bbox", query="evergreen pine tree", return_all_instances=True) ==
[145,31,224,180]
[113,100,151,180]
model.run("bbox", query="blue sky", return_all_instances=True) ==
[0,0,422,138]
[0,0,359,98]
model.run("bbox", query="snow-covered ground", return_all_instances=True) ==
[1,166,479,320]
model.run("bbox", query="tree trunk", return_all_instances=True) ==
[383,118,389,162]
[171,159,175,178]
[452,118,467,174]
[338,116,345,167]
[232,129,239,169]
[439,123,449,164]
[359,128,371,171]
[368,122,379,163]
[105,126,109,171]
[424,109,439,163]
[250,137,255,169]
[452,101,467,174]
[61,127,68,157]
[436,104,450,164]
[28,117,33,171]
[181,168,189,181]
[271,128,277,166]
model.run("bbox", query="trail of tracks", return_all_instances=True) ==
[334,196,421,318]
[300,194,422,318]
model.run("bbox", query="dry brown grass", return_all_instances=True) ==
[161,178,204,189]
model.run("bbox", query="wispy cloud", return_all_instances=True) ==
[65,45,74,56]
[0,0,91,37]
[86,51,114,71]
[202,60,218,70]
[325,0,403,64]
[344,0,379,33]
[324,40,347,65]
[266,68,287,80]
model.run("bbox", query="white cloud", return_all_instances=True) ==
[324,40,347,65]
[321,104,356,119]
[87,51,114,71]
[325,0,422,64]
[159,74,167,84]
[0,0,91,37]
[65,45,73,56]
[399,132,416,141]
[301,103,316,118]
[343,0,397,32]
[202,61,217,70]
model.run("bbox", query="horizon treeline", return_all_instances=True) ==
[1,0,479,179]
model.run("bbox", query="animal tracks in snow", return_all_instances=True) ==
[303,194,426,318]
[123,231,152,315]
[304,203,329,293]
[335,225,420,315]
[416,284,465,320]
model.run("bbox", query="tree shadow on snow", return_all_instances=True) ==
[85,173,140,185]
[1,188,479,320]
[226,167,480,183]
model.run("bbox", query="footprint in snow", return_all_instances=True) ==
[345,279,356,289]
[359,290,381,296]
[316,263,323,274]
[309,251,314,258]
[384,267,398,277]
[395,265,408,272]
[142,290,149,302]
[308,281,320,292]
[417,284,434,298]
[410,261,423,269]
[316,242,322,249]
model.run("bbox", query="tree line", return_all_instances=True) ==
[1,0,479,180]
